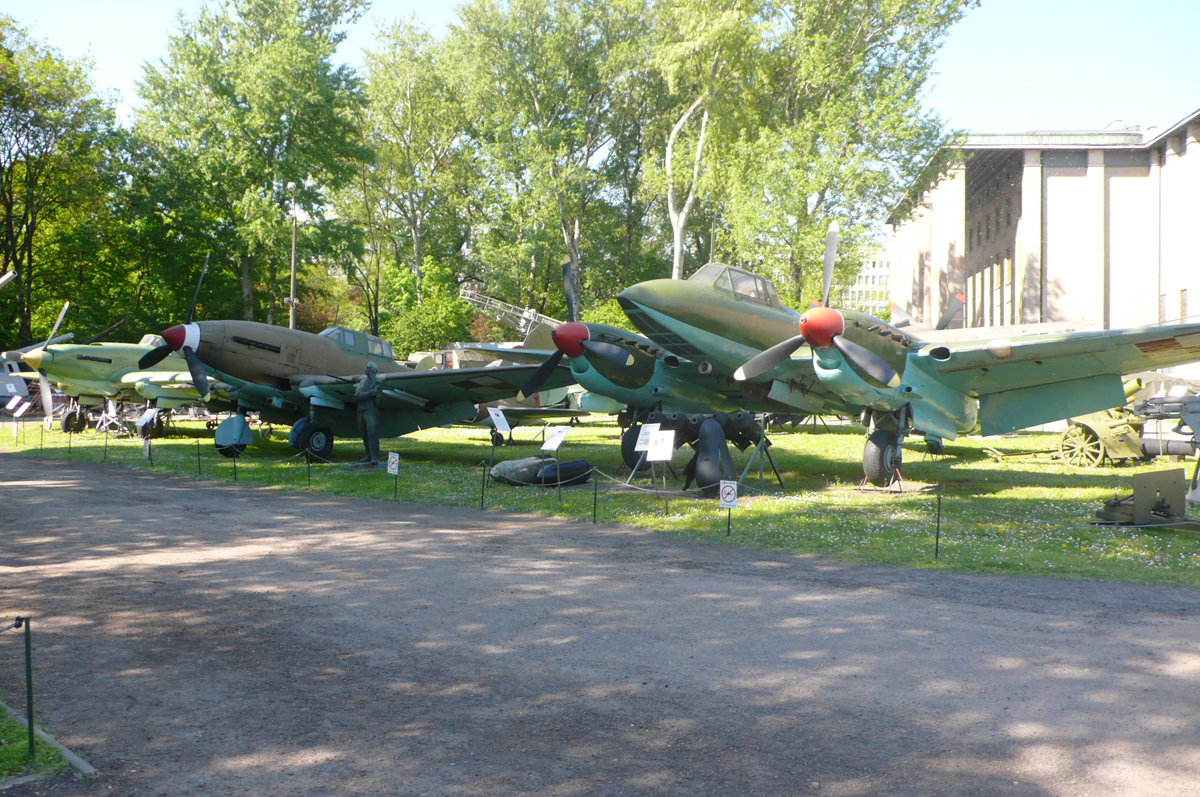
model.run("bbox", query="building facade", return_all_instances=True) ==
[887,108,1200,334]
[842,259,891,317]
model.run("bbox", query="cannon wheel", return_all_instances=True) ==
[1059,424,1105,467]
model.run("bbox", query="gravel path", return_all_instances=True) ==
[2,456,1200,796]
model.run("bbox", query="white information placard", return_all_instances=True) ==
[136,407,159,431]
[487,406,511,434]
[718,480,738,509]
[633,422,660,452]
[13,401,32,418]
[3,383,16,396]
[5,395,21,411]
[541,425,569,452]
[387,452,400,475]
[646,429,675,462]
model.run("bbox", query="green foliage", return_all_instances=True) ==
[0,710,68,779]
[382,263,473,356]
[581,298,632,329]
[1,0,975,347]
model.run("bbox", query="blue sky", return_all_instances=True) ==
[6,0,1198,133]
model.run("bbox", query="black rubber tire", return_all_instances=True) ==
[305,425,334,461]
[491,429,505,447]
[863,428,902,486]
[61,410,86,434]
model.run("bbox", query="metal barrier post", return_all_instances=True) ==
[197,440,201,476]
[593,478,598,524]
[935,485,942,561]
[480,463,487,510]
[104,430,108,462]
[21,617,34,759]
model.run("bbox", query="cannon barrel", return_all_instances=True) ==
[1123,378,1144,401]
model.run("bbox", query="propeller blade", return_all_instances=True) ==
[562,260,579,323]
[734,334,808,382]
[138,345,173,370]
[517,349,564,400]
[83,319,127,345]
[42,301,70,349]
[579,339,634,366]
[186,251,212,324]
[935,292,966,331]
[38,373,54,419]
[181,345,210,400]
[0,270,15,290]
[832,335,900,388]
[821,221,838,307]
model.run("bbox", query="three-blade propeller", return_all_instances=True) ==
[734,221,901,389]
[35,301,71,418]
[138,252,212,370]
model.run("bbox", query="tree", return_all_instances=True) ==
[453,0,648,318]
[719,0,973,303]
[0,16,114,348]
[649,0,771,279]
[136,0,370,322]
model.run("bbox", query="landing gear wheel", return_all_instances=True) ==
[490,429,505,447]
[205,420,218,431]
[1059,424,1104,467]
[863,428,902,487]
[304,425,334,462]
[60,409,86,434]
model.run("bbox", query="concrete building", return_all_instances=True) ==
[887,107,1200,336]
[841,259,891,317]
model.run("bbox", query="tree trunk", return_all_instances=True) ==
[665,98,709,280]
[238,252,255,321]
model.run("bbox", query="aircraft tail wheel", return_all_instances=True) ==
[1058,424,1105,468]
[490,429,505,447]
[863,428,902,487]
[305,425,334,461]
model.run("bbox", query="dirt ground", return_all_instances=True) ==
[2,457,1200,797]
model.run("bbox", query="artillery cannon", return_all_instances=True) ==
[1058,379,1199,467]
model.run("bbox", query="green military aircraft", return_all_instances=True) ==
[141,319,578,459]
[20,332,209,431]
[616,226,1200,485]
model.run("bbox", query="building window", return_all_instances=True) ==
[986,213,991,241]
[1006,198,1012,228]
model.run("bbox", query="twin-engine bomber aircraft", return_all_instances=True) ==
[143,320,576,459]
[617,255,1200,486]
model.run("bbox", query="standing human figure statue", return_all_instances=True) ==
[355,361,383,465]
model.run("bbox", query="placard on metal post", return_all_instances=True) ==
[387,452,400,499]
[626,423,658,485]
[542,425,570,503]
[646,428,675,515]
[487,406,510,466]
[719,479,738,535]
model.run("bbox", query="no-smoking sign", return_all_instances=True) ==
[718,479,738,509]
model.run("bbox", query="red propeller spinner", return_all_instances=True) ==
[550,322,590,358]
[162,324,187,351]
[797,307,844,350]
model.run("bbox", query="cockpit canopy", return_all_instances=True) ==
[139,334,165,347]
[319,326,395,360]
[688,263,784,309]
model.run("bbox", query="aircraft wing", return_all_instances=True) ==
[293,363,576,407]
[922,322,1200,397]
[455,344,554,365]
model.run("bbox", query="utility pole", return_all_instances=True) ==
[288,181,298,329]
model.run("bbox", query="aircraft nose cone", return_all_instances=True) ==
[162,325,186,351]
[798,307,844,349]
[22,348,49,370]
[551,322,589,358]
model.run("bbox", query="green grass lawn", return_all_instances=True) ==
[0,708,67,780]
[3,417,1200,585]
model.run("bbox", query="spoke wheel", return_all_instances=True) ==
[1059,425,1105,468]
